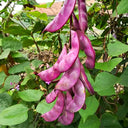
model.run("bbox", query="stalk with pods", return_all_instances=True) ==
[38,0,95,125]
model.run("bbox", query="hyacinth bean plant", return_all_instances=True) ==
[37,0,95,125]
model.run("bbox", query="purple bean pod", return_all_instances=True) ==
[66,79,85,112]
[58,91,74,125]
[46,89,59,103]
[43,0,76,32]
[55,57,80,91]
[77,30,95,69]
[41,91,64,122]
[38,44,67,82]
[80,63,94,94]
[78,0,88,32]
[58,30,80,72]
[72,12,80,30]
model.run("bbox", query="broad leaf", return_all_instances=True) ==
[18,89,43,102]
[0,93,12,113]
[0,71,6,86]
[36,99,56,115]
[0,104,28,126]
[2,37,22,51]
[95,58,122,72]
[8,62,30,74]
[4,26,31,36]
[79,96,99,122]
[4,75,20,90]
[113,0,128,16]
[0,49,10,60]
[78,115,100,128]
[100,113,122,128]
[107,40,128,57]
[31,59,43,69]
[119,66,128,87]
[94,72,118,96]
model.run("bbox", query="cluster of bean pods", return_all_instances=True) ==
[38,0,95,125]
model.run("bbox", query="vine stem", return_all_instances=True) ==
[31,32,41,53]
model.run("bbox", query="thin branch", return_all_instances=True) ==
[0,0,13,15]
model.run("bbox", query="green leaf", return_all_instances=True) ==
[0,104,28,126]
[0,71,6,86]
[4,75,20,90]
[21,38,34,47]
[4,26,31,36]
[2,37,22,51]
[78,115,100,128]
[36,99,56,115]
[28,11,48,21]
[95,58,122,72]
[94,72,118,96]
[107,40,128,57]
[79,96,99,122]
[18,89,43,102]
[8,62,30,74]
[113,0,128,16]
[119,66,128,87]
[31,59,43,69]
[0,49,10,60]
[100,113,122,128]
[0,93,12,113]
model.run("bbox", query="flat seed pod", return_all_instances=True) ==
[55,58,80,91]
[58,30,80,72]
[58,110,74,125]
[41,91,64,122]
[77,30,95,69]
[80,63,94,94]
[66,79,85,112]
[78,0,88,32]
[38,45,67,82]
[43,0,76,32]
[46,90,59,103]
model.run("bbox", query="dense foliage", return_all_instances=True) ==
[0,0,128,127]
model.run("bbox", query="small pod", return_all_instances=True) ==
[80,63,94,94]
[58,30,80,72]
[38,45,67,82]
[72,12,80,30]
[77,30,95,69]
[58,110,74,125]
[43,0,76,32]
[41,91,64,122]
[78,0,88,32]
[55,58,80,91]
[66,79,85,112]
[46,90,59,103]
[58,91,74,125]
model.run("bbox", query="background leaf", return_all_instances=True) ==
[0,71,6,86]
[4,75,20,90]
[18,89,43,102]
[95,58,122,72]
[79,96,99,122]
[78,115,100,128]
[100,113,122,128]
[0,49,10,60]
[8,62,30,74]
[0,104,28,126]
[94,72,118,96]
[107,40,128,57]
[0,93,12,113]
[36,99,56,115]
[2,37,22,51]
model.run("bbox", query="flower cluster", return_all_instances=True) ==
[38,0,95,125]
